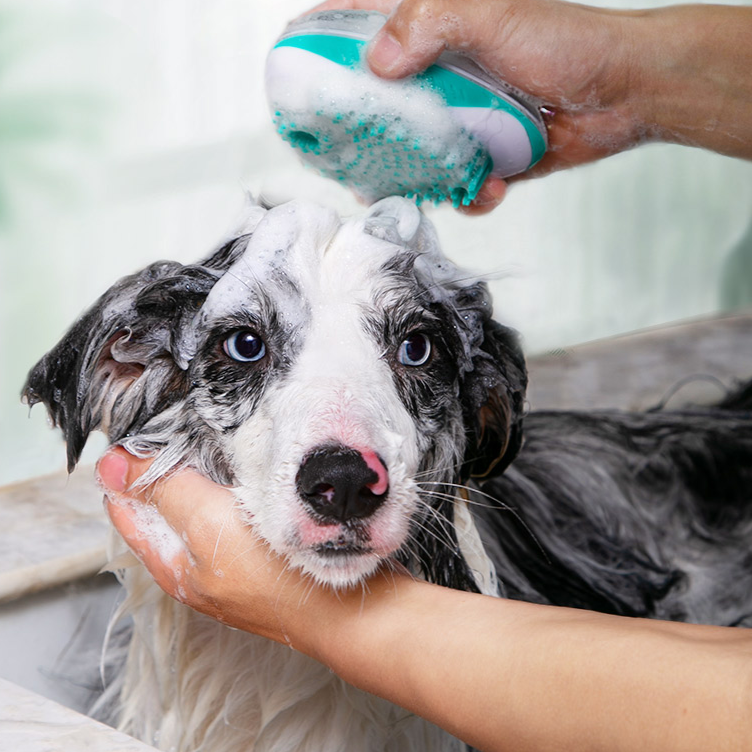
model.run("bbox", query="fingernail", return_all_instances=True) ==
[368,30,403,74]
[97,450,129,493]
[486,179,508,201]
[460,179,508,214]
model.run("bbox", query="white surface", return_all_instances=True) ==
[0,678,155,751]
[0,466,121,714]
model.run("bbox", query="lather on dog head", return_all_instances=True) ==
[24,197,526,590]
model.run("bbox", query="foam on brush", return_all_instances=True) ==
[270,48,491,207]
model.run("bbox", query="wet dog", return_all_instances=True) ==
[24,197,752,751]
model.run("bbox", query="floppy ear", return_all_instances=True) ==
[457,288,528,480]
[22,261,219,472]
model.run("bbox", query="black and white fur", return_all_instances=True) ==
[24,197,752,751]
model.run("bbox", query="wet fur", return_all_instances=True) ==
[23,197,752,751]
[478,407,752,624]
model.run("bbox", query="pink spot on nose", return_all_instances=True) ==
[361,450,389,496]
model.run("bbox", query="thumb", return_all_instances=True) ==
[368,0,458,78]
[97,446,154,494]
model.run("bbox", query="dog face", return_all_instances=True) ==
[24,197,526,589]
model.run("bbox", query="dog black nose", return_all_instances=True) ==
[297,446,389,523]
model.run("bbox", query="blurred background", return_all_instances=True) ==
[2,0,751,487]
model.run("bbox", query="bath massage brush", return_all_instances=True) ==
[265,10,547,208]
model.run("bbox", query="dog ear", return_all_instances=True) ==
[22,261,219,472]
[457,288,528,480]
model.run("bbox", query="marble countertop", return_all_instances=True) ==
[526,310,752,411]
[0,466,107,604]
[0,678,157,751]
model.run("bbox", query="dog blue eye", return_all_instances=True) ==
[397,333,431,366]
[224,330,266,362]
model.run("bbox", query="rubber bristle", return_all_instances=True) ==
[273,108,493,208]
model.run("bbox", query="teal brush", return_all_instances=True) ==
[265,10,547,208]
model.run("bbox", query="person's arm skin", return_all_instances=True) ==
[98,448,752,752]
[310,0,752,212]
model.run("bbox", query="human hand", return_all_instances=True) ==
[310,0,752,212]
[97,447,314,647]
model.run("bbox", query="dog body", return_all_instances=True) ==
[24,197,752,751]
[481,407,752,624]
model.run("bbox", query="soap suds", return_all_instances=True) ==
[267,45,487,205]
[114,494,188,568]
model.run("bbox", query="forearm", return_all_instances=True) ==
[294,572,752,752]
[623,4,752,158]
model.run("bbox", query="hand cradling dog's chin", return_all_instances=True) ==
[98,447,326,646]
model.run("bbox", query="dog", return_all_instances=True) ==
[23,196,752,751]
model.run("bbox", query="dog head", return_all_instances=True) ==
[24,197,526,590]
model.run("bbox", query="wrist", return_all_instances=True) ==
[579,7,662,148]
[621,6,698,144]
[286,569,418,665]
[620,5,752,156]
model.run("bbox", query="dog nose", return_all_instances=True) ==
[297,446,389,523]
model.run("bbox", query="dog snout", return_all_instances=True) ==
[297,445,389,523]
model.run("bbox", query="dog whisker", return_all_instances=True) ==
[418,481,513,511]
[418,484,551,566]
[210,499,245,570]
[405,503,459,556]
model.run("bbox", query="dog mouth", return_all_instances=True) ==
[310,522,373,558]
[314,539,371,558]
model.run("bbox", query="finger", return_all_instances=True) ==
[97,446,154,495]
[98,449,189,586]
[458,176,508,215]
[97,448,171,513]
[98,447,236,528]
[367,0,496,78]
[96,446,132,494]
[301,0,438,78]
[508,111,630,183]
